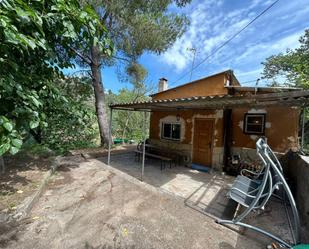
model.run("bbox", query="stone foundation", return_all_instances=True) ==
[281,152,309,243]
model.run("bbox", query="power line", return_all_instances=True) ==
[169,0,281,87]
[241,79,260,85]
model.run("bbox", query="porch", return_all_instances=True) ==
[108,89,309,177]
[106,89,309,247]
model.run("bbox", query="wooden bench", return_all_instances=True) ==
[134,150,172,170]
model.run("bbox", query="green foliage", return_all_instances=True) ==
[23,143,54,157]
[41,76,99,153]
[107,88,150,142]
[106,62,150,142]
[0,116,22,155]
[262,29,309,88]
[91,0,190,62]
[0,0,112,156]
[125,63,148,88]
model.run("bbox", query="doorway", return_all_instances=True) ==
[192,118,214,166]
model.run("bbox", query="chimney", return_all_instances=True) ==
[158,78,168,92]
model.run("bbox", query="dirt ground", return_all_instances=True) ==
[0,157,265,249]
[0,145,133,217]
[0,154,51,215]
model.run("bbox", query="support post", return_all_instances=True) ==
[223,109,232,171]
[141,111,146,181]
[107,108,113,165]
[301,108,305,150]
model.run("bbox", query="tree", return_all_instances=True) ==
[115,63,151,142]
[74,0,191,146]
[41,76,99,153]
[262,29,309,151]
[262,29,309,88]
[106,87,150,143]
[0,0,112,157]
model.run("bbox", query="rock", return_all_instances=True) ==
[81,153,92,159]
[12,212,23,220]
[0,212,9,223]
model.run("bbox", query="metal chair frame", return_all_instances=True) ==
[217,138,300,248]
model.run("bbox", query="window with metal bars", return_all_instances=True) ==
[243,113,266,135]
[161,122,181,140]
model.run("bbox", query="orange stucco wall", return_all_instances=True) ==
[231,107,300,152]
[152,73,229,100]
[149,110,224,147]
[149,107,300,153]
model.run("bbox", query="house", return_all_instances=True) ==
[110,70,309,171]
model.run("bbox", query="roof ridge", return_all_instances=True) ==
[150,69,235,97]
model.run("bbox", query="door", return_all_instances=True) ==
[192,119,214,166]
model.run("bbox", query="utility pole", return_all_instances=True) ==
[187,48,197,82]
[254,78,260,95]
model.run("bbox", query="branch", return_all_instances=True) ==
[69,46,92,65]
[87,70,93,79]
[108,13,113,30]
[70,69,91,77]
[112,55,131,63]
[101,11,109,23]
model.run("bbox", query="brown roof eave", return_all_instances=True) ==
[110,90,309,111]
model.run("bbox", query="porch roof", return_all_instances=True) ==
[110,89,309,111]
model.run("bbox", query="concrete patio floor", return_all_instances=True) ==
[100,152,237,220]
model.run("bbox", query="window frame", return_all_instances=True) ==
[161,122,181,141]
[243,113,266,135]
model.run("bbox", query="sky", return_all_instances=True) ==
[64,0,309,94]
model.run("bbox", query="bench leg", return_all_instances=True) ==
[170,161,172,169]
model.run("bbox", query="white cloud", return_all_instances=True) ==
[156,0,309,84]
[249,0,274,9]
[160,0,258,71]
[235,31,301,64]
[235,68,262,78]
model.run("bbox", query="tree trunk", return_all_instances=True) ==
[0,156,5,174]
[90,45,110,147]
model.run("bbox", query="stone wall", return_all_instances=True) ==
[281,151,309,243]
